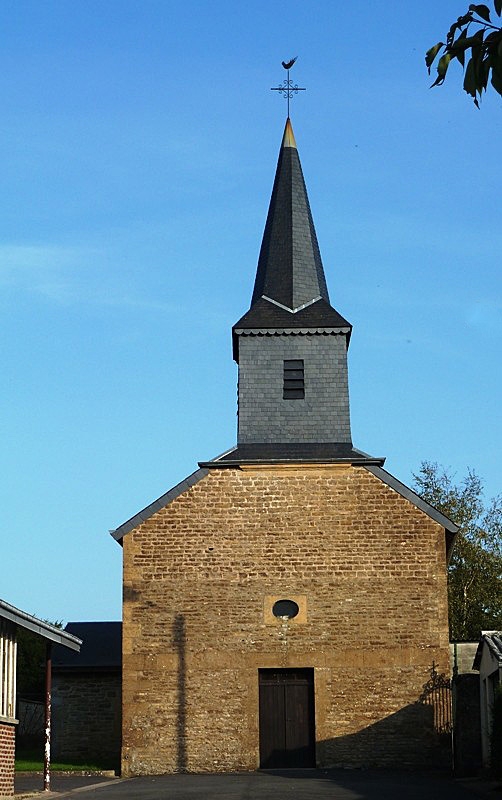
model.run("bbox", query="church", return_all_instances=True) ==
[112,114,458,774]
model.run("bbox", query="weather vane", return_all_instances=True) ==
[271,57,306,117]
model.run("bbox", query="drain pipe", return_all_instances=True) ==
[44,643,52,792]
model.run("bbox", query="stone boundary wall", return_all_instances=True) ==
[52,671,121,768]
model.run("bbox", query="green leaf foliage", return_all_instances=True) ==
[431,53,453,85]
[413,462,502,641]
[426,1,502,104]
[491,62,502,90]
[470,3,492,22]
[426,42,445,70]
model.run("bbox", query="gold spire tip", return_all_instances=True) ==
[282,117,297,149]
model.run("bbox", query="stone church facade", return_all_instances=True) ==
[113,118,458,774]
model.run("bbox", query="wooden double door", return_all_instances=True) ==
[258,668,316,768]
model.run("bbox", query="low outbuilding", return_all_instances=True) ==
[52,621,121,771]
[473,631,502,767]
[0,599,81,796]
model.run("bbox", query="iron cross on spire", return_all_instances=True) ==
[271,56,306,117]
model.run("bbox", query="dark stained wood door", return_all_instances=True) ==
[259,668,315,768]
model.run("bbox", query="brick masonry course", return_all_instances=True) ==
[0,722,15,796]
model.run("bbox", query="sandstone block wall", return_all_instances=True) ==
[121,464,450,775]
[0,722,15,796]
[52,672,121,768]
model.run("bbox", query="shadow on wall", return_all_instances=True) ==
[453,673,482,776]
[168,627,452,776]
[317,702,451,770]
[172,614,186,772]
[261,703,451,773]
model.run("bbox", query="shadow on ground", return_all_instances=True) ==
[15,769,498,800]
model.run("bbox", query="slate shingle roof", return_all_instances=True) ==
[234,296,351,331]
[110,117,460,543]
[202,443,384,465]
[234,118,350,361]
[52,622,121,670]
[252,120,329,311]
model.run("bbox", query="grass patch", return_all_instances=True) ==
[15,749,114,772]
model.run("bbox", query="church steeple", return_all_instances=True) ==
[251,117,331,313]
[207,118,384,466]
[233,118,352,358]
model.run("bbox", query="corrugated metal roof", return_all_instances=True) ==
[0,599,82,651]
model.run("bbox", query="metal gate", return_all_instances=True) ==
[419,661,452,734]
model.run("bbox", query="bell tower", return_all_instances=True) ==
[233,117,353,450]
[207,117,381,467]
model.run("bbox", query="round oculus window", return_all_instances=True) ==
[272,599,300,619]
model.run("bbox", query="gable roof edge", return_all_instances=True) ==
[0,599,82,651]
[364,464,459,534]
[110,467,209,542]
[473,632,502,671]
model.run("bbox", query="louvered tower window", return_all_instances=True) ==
[283,359,304,399]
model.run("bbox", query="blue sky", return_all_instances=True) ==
[1,0,500,623]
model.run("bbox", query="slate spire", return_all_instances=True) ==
[251,117,330,313]
[233,118,351,352]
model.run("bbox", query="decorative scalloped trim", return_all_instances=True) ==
[234,328,350,336]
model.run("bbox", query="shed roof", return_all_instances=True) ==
[53,622,121,669]
[0,599,82,652]
[473,631,502,671]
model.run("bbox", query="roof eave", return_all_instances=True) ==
[364,465,460,537]
[199,456,385,468]
[110,467,210,542]
[232,323,352,363]
[473,632,502,670]
[0,600,82,651]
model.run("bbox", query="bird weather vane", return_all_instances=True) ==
[271,56,305,117]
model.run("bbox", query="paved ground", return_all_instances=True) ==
[13,770,502,800]
[14,774,116,797]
